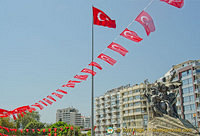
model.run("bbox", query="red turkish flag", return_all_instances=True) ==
[74,75,88,81]
[97,53,117,66]
[31,103,44,110]
[52,92,63,99]
[62,83,75,88]
[107,42,128,56]
[43,98,53,105]
[89,62,103,70]
[160,0,184,8]
[120,28,143,42]
[81,68,96,76]
[56,89,67,94]
[68,80,81,83]
[39,100,48,106]
[135,11,155,36]
[47,95,56,102]
[93,7,116,28]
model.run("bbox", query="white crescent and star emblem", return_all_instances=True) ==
[111,44,118,49]
[97,12,109,21]
[141,16,149,24]
[124,31,135,39]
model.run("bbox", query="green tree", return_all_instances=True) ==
[87,130,91,136]
[0,117,16,135]
[15,111,40,129]
[23,120,45,136]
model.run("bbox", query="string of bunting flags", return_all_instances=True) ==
[0,125,74,136]
[0,0,184,124]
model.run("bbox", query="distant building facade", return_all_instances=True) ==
[56,107,82,126]
[81,116,91,128]
[95,84,148,136]
[120,83,148,136]
[162,60,200,129]
[95,85,129,136]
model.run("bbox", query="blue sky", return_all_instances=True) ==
[0,0,199,123]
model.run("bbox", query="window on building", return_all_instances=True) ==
[129,96,134,101]
[135,89,140,93]
[182,87,194,94]
[181,70,192,78]
[134,95,141,100]
[183,95,195,103]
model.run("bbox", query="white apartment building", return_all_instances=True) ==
[162,60,200,130]
[120,83,148,136]
[95,85,130,136]
[56,107,82,126]
[81,116,91,129]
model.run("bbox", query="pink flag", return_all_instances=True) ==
[135,11,155,36]
[32,129,35,132]
[160,0,184,8]
[74,75,88,81]
[89,62,103,70]
[120,28,143,42]
[97,53,117,66]
[107,42,128,56]
[81,68,96,76]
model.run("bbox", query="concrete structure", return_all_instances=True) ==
[56,107,82,126]
[95,84,148,136]
[95,85,130,136]
[81,116,91,129]
[120,83,148,136]
[162,60,200,130]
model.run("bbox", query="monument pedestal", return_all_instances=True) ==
[144,115,199,136]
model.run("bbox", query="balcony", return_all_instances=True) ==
[193,70,200,76]
[195,89,200,94]
[194,79,200,84]
[196,98,200,103]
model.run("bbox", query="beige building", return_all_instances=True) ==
[56,107,82,126]
[95,85,130,136]
[95,84,148,136]
[120,83,148,136]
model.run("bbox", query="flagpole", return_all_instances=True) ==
[91,6,94,136]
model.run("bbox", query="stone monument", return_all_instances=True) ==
[143,71,199,136]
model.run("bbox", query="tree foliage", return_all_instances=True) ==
[15,111,40,129]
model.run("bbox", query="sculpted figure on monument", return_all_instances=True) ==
[144,70,181,118]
